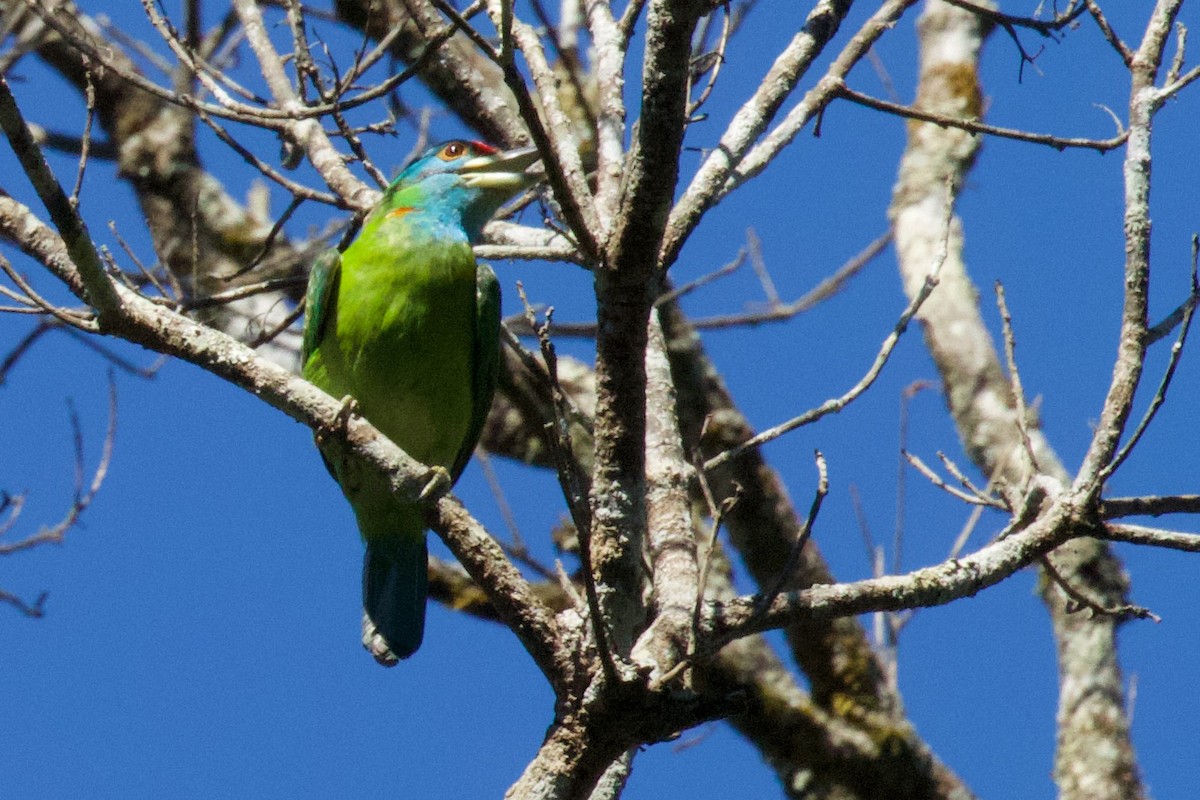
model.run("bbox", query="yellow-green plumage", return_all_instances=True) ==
[301,141,537,664]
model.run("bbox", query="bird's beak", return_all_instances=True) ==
[459,145,542,191]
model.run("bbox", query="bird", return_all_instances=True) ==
[301,140,540,664]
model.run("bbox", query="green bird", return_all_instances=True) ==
[302,140,540,664]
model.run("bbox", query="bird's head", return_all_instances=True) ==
[385,140,542,241]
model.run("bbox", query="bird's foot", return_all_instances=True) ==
[315,395,359,446]
[334,395,359,429]
[419,465,453,502]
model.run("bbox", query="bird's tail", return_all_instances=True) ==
[358,504,428,665]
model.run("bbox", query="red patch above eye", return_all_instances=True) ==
[437,140,498,161]
[386,206,415,219]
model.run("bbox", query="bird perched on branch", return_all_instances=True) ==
[302,140,540,664]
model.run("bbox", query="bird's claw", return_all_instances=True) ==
[315,395,359,446]
[419,465,452,502]
[334,395,359,429]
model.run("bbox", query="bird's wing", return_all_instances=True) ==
[451,262,501,483]
[301,248,342,365]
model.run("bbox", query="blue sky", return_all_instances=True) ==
[3,2,1199,798]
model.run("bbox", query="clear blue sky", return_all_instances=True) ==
[3,2,1198,798]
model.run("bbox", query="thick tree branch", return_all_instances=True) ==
[888,3,1148,798]
[706,496,1083,638]
[0,75,118,317]
[6,2,312,366]
[662,0,919,267]
[1075,0,1182,490]
[632,310,698,685]
[586,0,708,659]
[662,0,859,266]
[232,0,377,209]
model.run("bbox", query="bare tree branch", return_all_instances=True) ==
[888,3,1155,798]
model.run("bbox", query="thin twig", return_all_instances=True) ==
[313,34,390,188]
[837,83,1128,152]
[686,1,731,120]
[1039,554,1160,622]
[689,450,738,654]
[1084,0,1134,66]
[695,231,890,326]
[140,0,268,104]
[744,228,780,306]
[488,6,601,257]
[736,451,828,636]
[69,61,96,208]
[995,281,1041,476]
[108,220,182,303]
[895,380,935,575]
[703,224,942,472]
[617,0,647,43]
[0,254,97,330]
[224,195,310,280]
[1100,237,1199,480]
[903,450,1008,508]
[58,325,166,379]
[1159,63,1200,102]
[1104,522,1200,552]
[939,0,1087,35]
[0,588,48,617]
[476,450,557,581]
[0,321,52,383]
[0,375,117,557]
[245,297,304,349]
[182,276,308,310]
[1165,20,1187,85]
[936,451,994,504]
[195,108,341,205]
[654,249,746,307]
[1101,494,1200,518]
[513,284,615,682]
[661,0,891,267]
[948,502,987,560]
[517,231,890,337]
[23,0,426,128]
[0,492,25,538]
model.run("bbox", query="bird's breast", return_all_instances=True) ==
[329,239,478,468]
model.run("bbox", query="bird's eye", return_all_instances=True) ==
[439,142,468,160]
